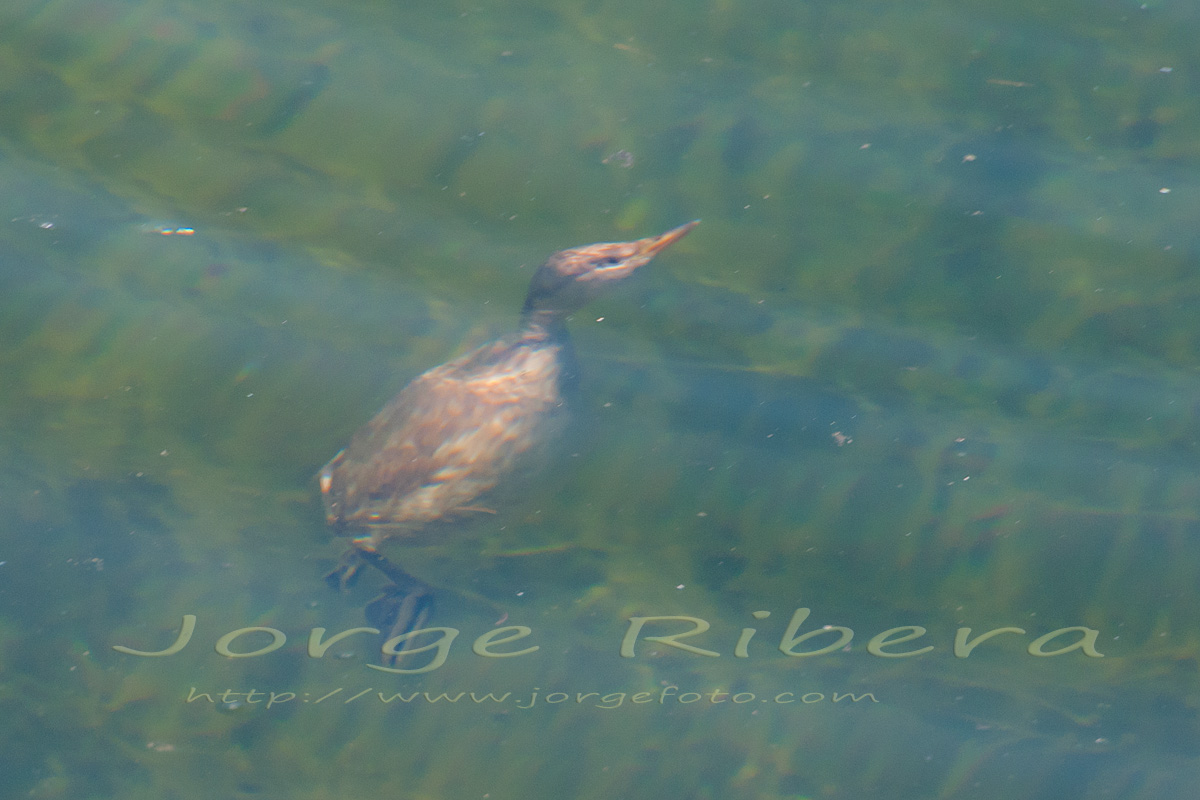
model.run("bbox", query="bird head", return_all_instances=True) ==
[523,221,699,317]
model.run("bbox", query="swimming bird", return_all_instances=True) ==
[318,221,699,648]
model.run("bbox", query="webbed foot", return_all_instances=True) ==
[366,580,436,668]
[330,544,436,667]
[323,549,366,592]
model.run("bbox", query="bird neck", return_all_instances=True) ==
[519,307,579,397]
[519,307,570,341]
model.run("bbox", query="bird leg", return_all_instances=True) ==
[327,540,436,668]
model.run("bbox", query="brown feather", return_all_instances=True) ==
[320,329,565,545]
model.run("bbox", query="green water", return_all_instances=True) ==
[2,0,1200,797]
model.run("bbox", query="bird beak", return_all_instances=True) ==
[635,220,700,257]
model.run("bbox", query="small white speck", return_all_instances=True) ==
[1159,66,1173,73]
[595,317,604,322]
[675,584,685,590]
[246,393,254,398]
[1159,187,1171,193]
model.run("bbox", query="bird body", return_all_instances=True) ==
[318,221,698,613]
[319,325,566,545]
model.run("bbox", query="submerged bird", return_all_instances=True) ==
[319,221,699,646]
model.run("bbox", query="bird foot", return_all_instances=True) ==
[324,543,436,667]
[366,581,436,668]
[323,549,366,592]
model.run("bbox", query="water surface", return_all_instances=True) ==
[2,1,1200,798]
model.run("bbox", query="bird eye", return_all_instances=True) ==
[597,257,620,267]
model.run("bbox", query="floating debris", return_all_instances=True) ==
[602,149,635,168]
